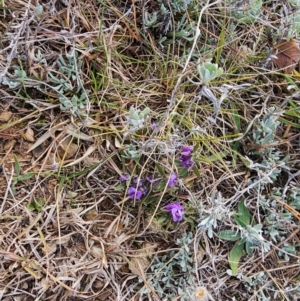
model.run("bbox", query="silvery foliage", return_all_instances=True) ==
[288,184,300,209]
[273,284,300,301]
[238,223,271,253]
[48,51,89,117]
[121,144,141,161]
[288,0,300,7]
[234,271,267,289]
[59,92,88,117]
[278,242,297,261]
[35,4,43,18]
[171,0,192,12]
[139,232,196,301]
[143,0,194,43]
[192,60,224,123]
[243,108,296,254]
[263,191,292,242]
[143,4,168,29]
[198,191,232,238]
[124,106,150,137]
[122,106,150,160]
[171,14,196,42]
[2,67,27,89]
[283,11,300,39]
[235,268,300,300]
[225,0,262,24]
[246,107,290,185]
[232,272,271,301]
[197,61,223,85]
[2,50,88,117]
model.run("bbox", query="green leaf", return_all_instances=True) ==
[155,163,165,176]
[184,217,195,231]
[130,108,139,120]
[234,216,248,228]
[28,198,45,212]
[179,167,189,178]
[240,155,252,168]
[218,230,241,241]
[245,241,255,255]
[193,165,201,178]
[153,181,167,192]
[207,151,228,162]
[234,199,250,226]
[229,243,245,275]
[14,173,35,181]
[115,184,125,191]
[141,107,150,116]
[14,155,21,176]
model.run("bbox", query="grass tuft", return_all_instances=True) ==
[0,0,300,300]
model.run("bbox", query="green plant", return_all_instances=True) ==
[34,3,43,18]
[11,156,35,196]
[189,60,224,122]
[226,0,263,24]
[198,191,232,238]
[245,108,290,185]
[121,144,142,161]
[47,51,88,116]
[59,91,88,116]
[288,185,300,209]
[171,0,192,13]
[143,0,196,47]
[124,106,151,137]
[288,0,300,7]
[2,66,28,89]
[28,198,46,212]
[218,199,270,275]
[197,61,223,85]
[281,11,300,39]
[139,232,197,300]
[164,14,196,44]
[2,50,88,117]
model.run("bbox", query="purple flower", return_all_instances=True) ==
[181,146,193,156]
[179,145,194,168]
[179,155,194,168]
[146,175,153,182]
[141,187,148,196]
[146,175,160,186]
[150,120,157,131]
[165,202,185,222]
[168,173,177,188]
[133,177,144,187]
[119,173,130,182]
[128,187,143,200]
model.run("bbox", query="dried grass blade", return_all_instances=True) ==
[62,145,95,167]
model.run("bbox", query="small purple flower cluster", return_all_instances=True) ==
[119,174,147,200]
[167,173,177,188]
[118,145,194,223]
[165,202,185,222]
[179,145,194,169]
[119,172,177,201]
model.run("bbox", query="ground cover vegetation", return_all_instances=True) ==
[0,0,300,300]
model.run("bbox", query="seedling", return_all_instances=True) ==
[218,199,270,275]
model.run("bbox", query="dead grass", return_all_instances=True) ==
[0,0,300,300]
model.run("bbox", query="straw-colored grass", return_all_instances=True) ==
[0,0,300,300]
